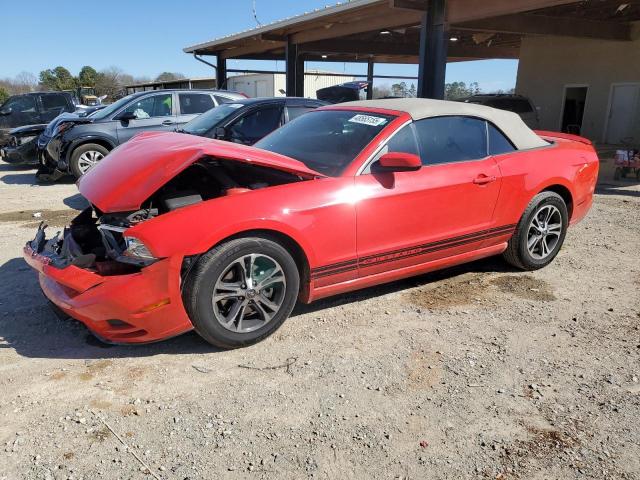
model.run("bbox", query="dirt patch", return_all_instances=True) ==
[406,349,441,390]
[0,209,78,228]
[90,426,110,442]
[120,405,140,417]
[491,275,556,301]
[89,399,112,410]
[79,360,113,381]
[406,273,488,309]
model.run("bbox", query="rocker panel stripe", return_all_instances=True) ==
[310,224,515,279]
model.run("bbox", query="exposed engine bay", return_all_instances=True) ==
[26,157,306,275]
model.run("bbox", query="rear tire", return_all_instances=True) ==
[70,143,109,178]
[183,237,300,349]
[503,191,568,271]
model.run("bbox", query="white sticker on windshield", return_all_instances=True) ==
[348,114,387,127]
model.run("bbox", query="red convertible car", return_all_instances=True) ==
[23,99,599,348]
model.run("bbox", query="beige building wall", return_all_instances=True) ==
[516,30,640,144]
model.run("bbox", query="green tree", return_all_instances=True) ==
[408,83,417,97]
[444,81,482,100]
[39,66,76,91]
[78,66,98,87]
[391,81,408,97]
[155,72,186,82]
[0,87,9,105]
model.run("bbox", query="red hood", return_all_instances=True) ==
[78,131,325,213]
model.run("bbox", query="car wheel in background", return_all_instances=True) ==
[183,237,300,349]
[70,143,109,178]
[503,191,568,270]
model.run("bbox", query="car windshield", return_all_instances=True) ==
[182,103,245,136]
[254,109,394,176]
[89,95,136,120]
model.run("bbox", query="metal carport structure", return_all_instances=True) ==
[184,0,638,99]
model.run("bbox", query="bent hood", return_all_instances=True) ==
[78,131,325,213]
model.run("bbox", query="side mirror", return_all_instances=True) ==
[214,126,227,140]
[116,111,137,121]
[376,152,422,172]
[0,107,12,116]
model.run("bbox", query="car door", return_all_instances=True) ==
[226,104,284,145]
[354,116,503,278]
[176,92,216,127]
[115,92,177,143]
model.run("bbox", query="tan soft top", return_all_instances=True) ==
[338,98,548,150]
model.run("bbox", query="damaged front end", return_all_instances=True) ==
[26,206,158,277]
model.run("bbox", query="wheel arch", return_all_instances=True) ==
[539,183,574,219]
[65,136,116,163]
[196,228,313,302]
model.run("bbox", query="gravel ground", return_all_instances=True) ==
[0,158,638,480]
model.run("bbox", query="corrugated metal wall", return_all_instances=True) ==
[228,71,353,98]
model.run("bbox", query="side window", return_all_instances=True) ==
[488,123,516,156]
[214,95,234,105]
[228,106,282,145]
[4,96,36,113]
[286,106,315,122]
[367,124,420,173]
[41,94,69,111]
[414,116,487,165]
[179,93,214,115]
[124,94,173,119]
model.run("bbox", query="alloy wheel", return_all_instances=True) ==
[526,205,563,260]
[77,150,104,174]
[212,254,287,333]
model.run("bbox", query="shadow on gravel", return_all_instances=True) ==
[292,256,515,315]
[0,255,516,360]
[0,163,76,186]
[595,183,640,198]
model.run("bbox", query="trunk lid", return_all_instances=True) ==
[78,131,325,213]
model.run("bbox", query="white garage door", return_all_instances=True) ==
[606,83,640,144]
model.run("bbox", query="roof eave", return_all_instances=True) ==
[183,0,383,54]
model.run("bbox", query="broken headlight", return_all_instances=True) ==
[122,236,157,265]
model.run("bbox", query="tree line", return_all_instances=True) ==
[0,67,187,104]
[374,81,513,100]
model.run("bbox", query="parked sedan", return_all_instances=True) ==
[178,97,326,144]
[23,99,599,348]
[38,89,245,179]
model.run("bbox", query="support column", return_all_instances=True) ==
[417,0,447,99]
[286,37,304,97]
[216,55,227,90]
[296,55,305,97]
[366,59,374,100]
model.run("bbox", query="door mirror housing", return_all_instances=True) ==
[213,126,227,140]
[115,111,137,121]
[376,152,422,172]
[0,107,12,116]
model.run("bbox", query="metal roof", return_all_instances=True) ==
[184,0,380,53]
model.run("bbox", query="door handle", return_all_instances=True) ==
[161,120,174,126]
[473,174,497,185]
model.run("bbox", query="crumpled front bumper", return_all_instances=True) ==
[23,233,194,344]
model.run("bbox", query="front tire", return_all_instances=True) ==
[503,191,568,270]
[183,237,300,349]
[70,143,109,178]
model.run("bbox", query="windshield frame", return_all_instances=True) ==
[254,107,403,177]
